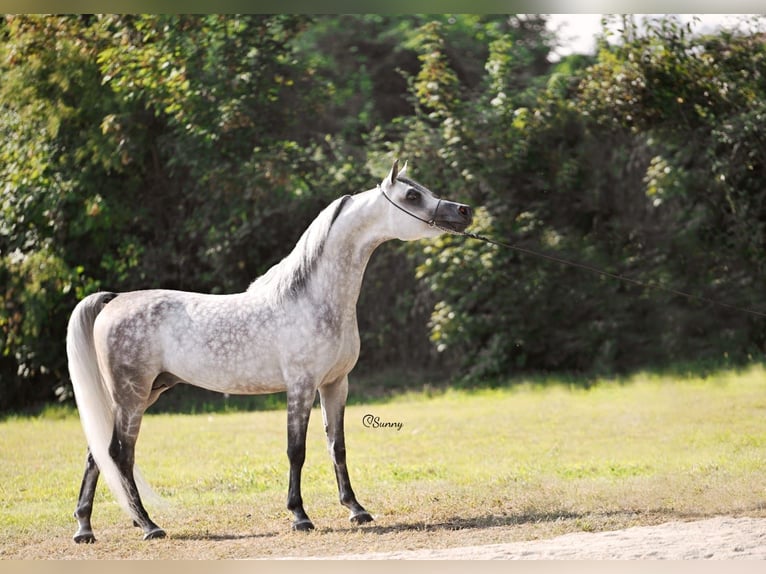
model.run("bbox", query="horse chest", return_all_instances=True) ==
[285,309,360,376]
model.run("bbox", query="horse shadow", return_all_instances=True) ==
[328,510,587,536]
[170,510,603,542]
[172,530,279,542]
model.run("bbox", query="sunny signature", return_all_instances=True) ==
[362,413,403,431]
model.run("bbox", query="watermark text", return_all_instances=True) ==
[362,413,403,431]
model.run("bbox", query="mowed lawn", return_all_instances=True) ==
[1,366,765,559]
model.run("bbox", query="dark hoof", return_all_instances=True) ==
[73,530,96,544]
[143,527,167,540]
[292,518,315,532]
[350,511,374,525]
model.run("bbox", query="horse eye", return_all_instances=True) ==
[406,189,420,202]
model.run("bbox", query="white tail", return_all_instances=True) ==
[66,292,159,521]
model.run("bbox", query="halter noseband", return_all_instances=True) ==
[379,184,442,228]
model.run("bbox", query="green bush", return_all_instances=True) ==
[3,14,766,411]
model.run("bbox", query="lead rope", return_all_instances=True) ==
[380,186,766,319]
[458,228,766,320]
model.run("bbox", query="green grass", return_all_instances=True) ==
[1,365,766,558]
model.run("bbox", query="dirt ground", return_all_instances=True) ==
[5,511,766,560]
[285,516,766,560]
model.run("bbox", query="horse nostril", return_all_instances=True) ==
[458,205,472,219]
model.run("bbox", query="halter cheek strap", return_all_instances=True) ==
[379,184,440,227]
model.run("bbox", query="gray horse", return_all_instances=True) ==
[66,160,473,542]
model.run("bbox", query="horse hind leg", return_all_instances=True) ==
[73,449,99,543]
[319,377,373,525]
[110,406,166,540]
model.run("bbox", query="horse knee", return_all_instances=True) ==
[286,443,306,466]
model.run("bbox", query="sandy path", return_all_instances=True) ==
[300,516,766,560]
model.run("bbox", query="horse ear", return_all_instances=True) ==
[397,160,408,179]
[389,159,399,186]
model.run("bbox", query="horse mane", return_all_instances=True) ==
[248,194,352,301]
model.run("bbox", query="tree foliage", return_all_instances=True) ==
[416,15,766,379]
[2,14,766,410]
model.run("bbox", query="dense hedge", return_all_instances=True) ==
[2,15,765,410]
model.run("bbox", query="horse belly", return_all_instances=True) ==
[161,335,286,395]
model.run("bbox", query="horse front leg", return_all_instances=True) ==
[73,449,99,543]
[319,376,373,525]
[286,384,317,531]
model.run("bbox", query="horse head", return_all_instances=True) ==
[379,160,473,240]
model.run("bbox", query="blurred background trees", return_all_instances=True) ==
[2,14,765,411]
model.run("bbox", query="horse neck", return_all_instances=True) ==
[307,189,390,318]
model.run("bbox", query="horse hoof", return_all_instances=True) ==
[143,527,167,540]
[73,530,96,544]
[292,519,315,532]
[350,511,374,525]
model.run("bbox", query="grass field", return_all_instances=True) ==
[1,365,765,559]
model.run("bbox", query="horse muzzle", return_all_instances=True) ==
[434,201,473,233]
